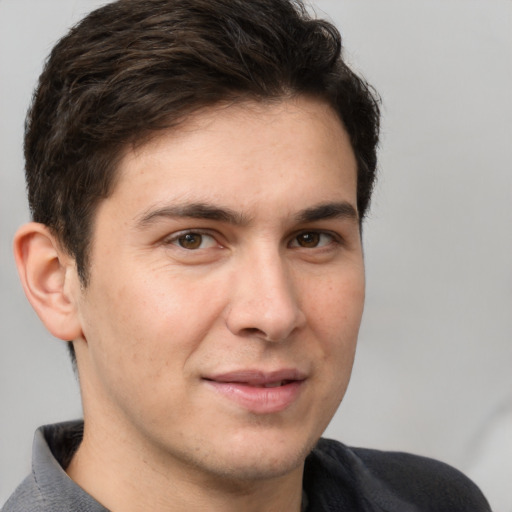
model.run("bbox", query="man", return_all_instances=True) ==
[2,0,491,511]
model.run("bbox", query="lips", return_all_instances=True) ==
[203,369,306,414]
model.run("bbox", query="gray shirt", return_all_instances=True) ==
[2,421,491,512]
[2,422,107,512]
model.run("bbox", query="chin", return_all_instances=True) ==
[205,452,306,483]
[199,428,318,482]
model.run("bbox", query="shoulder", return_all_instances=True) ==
[304,438,491,512]
[352,444,491,512]
[1,475,45,512]
[2,421,107,512]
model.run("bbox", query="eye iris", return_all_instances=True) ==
[298,232,320,248]
[179,233,202,249]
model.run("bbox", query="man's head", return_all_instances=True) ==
[24,0,379,286]
[14,0,380,501]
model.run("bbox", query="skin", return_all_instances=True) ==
[15,96,365,512]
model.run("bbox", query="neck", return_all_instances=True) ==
[66,422,305,512]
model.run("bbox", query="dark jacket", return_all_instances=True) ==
[2,421,491,512]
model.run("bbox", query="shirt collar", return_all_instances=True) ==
[32,421,108,512]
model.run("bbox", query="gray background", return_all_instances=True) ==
[1,1,511,510]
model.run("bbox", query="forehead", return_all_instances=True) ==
[103,97,358,224]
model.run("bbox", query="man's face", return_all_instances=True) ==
[72,97,365,482]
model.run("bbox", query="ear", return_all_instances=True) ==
[13,222,83,341]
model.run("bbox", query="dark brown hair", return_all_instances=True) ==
[25,0,380,286]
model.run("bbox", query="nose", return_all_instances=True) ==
[225,249,306,342]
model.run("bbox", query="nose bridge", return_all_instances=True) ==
[226,242,305,341]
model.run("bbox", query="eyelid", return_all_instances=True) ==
[162,229,222,249]
[288,229,342,249]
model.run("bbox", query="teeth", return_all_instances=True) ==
[263,381,283,388]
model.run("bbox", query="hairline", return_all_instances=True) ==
[71,93,364,286]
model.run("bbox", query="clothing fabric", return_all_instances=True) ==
[2,421,491,512]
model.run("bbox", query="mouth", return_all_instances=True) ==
[202,369,306,414]
[253,380,292,388]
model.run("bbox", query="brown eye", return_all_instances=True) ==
[168,231,218,251]
[177,233,204,250]
[290,231,336,249]
[296,232,320,248]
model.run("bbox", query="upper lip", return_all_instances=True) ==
[203,369,307,386]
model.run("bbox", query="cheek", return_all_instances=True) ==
[84,268,227,370]
[301,274,363,435]
[307,270,365,340]
[305,269,364,383]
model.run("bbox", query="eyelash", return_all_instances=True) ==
[289,231,339,249]
[163,230,219,250]
[163,229,341,251]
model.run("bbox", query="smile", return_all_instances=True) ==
[203,369,306,414]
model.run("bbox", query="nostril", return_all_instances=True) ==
[239,326,289,343]
[242,327,265,337]
[225,293,305,342]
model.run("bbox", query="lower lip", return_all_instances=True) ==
[204,380,304,414]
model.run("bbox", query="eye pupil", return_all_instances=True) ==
[298,232,320,248]
[179,233,202,249]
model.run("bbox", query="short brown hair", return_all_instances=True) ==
[25,0,380,285]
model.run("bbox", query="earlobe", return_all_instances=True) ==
[13,222,83,341]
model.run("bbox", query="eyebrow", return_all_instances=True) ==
[295,201,358,224]
[135,202,250,228]
[135,200,358,228]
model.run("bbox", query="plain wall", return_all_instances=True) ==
[1,1,511,510]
